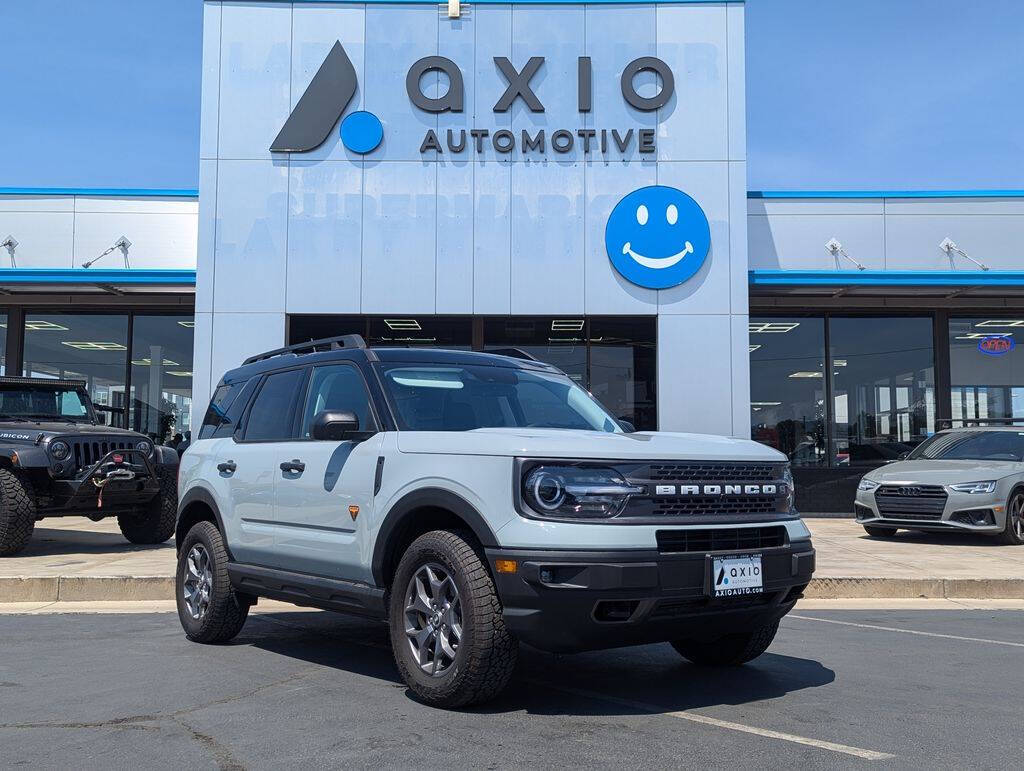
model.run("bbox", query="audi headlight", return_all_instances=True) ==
[49,440,70,461]
[522,465,643,519]
[135,440,154,457]
[949,480,996,495]
[858,478,880,492]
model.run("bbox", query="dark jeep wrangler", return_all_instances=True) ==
[0,376,179,556]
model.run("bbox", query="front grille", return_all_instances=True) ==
[653,496,777,517]
[655,526,788,554]
[69,438,132,471]
[646,463,780,483]
[649,592,775,619]
[875,485,947,520]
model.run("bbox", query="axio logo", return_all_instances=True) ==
[604,186,710,290]
[272,41,382,154]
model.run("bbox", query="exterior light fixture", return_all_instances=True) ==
[82,236,132,269]
[0,235,17,268]
[940,238,989,271]
[825,238,866,271]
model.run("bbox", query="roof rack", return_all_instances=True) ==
[937,417,1024,427]
[242,334,367,365]
[486,347,541,362]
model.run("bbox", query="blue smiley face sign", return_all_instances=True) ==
[605,186,711,290]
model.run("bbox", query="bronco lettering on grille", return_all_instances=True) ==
[655,484,779,496]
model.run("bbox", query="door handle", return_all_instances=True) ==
[280,459,305,474]
[217,460,236,474]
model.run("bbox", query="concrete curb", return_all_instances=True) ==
[3,574,1023,602]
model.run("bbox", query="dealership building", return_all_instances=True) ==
[2,0,1023,509]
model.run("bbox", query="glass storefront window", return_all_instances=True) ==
[129,315,195,444]
[749,317,827,466]
[589,317,656,431]
[23,313,129,423]
[0,312,7,374]
[483,317,587,384]
[949,317,1024,426]
[829,317,934,466]
[289,315,472,349]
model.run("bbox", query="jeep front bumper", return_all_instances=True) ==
[486,539,814,654]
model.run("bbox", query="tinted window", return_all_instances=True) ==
[910,430,1024,462]
[243,369,306,441]
[300,364,373,438]
[199,380,248,440]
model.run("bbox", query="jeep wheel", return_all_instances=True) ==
[175,520,249,643]
[996,491,1024,545]
[863,525,898,538]
[671,620,780,666]
[118,466,177,545]
[0,468,36,556]
[389,529,518,708]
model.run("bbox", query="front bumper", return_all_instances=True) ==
[487,539,815,653]
[43,449,163,514]
[854,488,1006,533]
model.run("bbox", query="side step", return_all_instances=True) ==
[228,563,386,620]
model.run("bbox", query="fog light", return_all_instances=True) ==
[495,559,518,574]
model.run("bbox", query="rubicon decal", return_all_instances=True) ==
[273,43,677,157]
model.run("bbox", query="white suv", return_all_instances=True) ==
[175,335,815,707]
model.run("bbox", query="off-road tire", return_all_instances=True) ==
[176,520,249,643]
[0,468,36,556]
[996,491,1024,545]
[671,620,780,666]
[863,525,898,538]
[389,529,518,708]
[118,465,177,545]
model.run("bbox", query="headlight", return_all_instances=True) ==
[522,465,643,519]
[135,440,153,457]
[782,464,795,510]
[858,478,880,492]
[49,440,70,461]
[949,480,997,494]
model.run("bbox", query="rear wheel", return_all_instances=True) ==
[388,529,518,708]
[175,520,249,643]
[118,465,177,545]
[671,620,779,666]
[863,525,898,538]
[0,469,35,556]
[997,491,1024,545]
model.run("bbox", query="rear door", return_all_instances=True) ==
[269,362,382,581]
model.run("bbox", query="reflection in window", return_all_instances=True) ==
[830,317,934,466]
[483,317,587,385]
[0,312,7,374]
[949,317,1024,427]
[130,316,195,444]
[23,314,129,425]
[749,317,827,466]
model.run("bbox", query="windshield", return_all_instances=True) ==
[908,430,1024,462]
[0,386,92,422]
[378,363,622,433]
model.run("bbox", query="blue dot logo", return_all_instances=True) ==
[605,186,711,290]
[340,110,383,154]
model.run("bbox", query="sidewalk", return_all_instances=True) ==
[2,517,1023,602]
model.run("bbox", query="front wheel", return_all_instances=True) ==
[175,520,249,643]
[388,530,518,708]
[672,620,780,666]
[997,491,1024,545]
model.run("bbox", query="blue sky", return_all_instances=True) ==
[0,0,1021,191]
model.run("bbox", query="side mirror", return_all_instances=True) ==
[618,418,636,433]
[311,410,360,441]
[897,452,909,461]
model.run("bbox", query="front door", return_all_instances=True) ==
[269,362,382,581]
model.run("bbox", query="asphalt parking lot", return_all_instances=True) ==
[1,608,1021,769]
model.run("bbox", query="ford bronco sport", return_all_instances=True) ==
[0,376,179,556]
[175,335,815,707]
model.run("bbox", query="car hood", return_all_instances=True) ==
[865,459,1023,484]
[0,422,145,443]
[396,428,787,461]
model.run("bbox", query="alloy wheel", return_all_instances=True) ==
[404,562,463,676]
[182,543,213,620]
[1012,495,1024,542]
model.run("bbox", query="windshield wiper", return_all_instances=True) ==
[0,414,30,422]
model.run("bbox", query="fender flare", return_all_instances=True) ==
[371,487,498,586]
[175,485,227,554]
[154,445,180,467]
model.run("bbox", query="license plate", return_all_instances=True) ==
[712,554,763,597]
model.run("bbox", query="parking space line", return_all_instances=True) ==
[787,614,1024,648]
[528,681,895,761]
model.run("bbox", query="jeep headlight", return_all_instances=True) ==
[858,478,880,492]
[135,440,154,457]
[949,480,996,495]
[522,465,643,519]
[49,440,70,461]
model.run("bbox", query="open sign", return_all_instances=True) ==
[978,336,1015,356]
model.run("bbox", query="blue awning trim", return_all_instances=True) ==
[0,269,196,285]
[749,270,1024,287]
[0,188,198,198]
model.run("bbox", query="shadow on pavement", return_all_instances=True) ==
[18,525,174,557]
[244,610,835,716]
